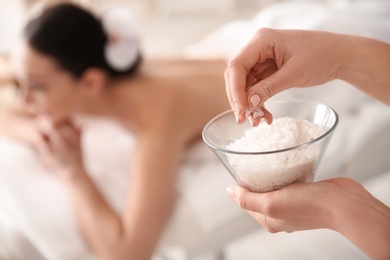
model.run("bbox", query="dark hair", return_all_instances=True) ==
[24,3,141,78]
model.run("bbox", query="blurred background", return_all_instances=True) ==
[0,0,273,58]
[1,0,390,259]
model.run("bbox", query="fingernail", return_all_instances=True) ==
[234,102,241,123]
[250,95,261,108]
[235,113,239,123]
[226,186,236,199]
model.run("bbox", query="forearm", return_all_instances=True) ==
[64,169,126,259]
[58,118,184,259]
[122,185,176,259]
[330,182,390,259]
[338,35,390,105]
[64,167,175,260]
[118,131,183,259]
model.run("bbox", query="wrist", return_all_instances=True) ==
[318,183,344,232]
[58,165,87,183]
[336,34,379,84]
[313,179,355,232]
[333,33,356,82]
[335,191,390,259]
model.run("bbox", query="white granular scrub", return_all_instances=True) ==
[226,117,325,192]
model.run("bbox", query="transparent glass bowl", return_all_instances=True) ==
[202,99,339,193]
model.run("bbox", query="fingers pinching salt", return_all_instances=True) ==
[245,106,266,127]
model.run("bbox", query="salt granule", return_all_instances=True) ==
[226,117,325,192]
[245,106,264,119]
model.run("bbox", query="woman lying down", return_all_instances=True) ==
[0,3,271,259]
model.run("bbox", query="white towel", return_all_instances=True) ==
[179,141,243,232]
[0,118,246,259]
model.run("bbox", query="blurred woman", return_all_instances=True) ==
[1,3,253,259]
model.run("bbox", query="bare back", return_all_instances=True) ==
[132,58,230,145]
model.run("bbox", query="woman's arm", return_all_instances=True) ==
[70,132,182,259]
[338,34,390,105]
[227,178,390,260]
[45,121,183,260]
[330,179,390,260]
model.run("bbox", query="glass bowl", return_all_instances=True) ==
[202,99,339,193]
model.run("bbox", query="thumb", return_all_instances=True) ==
[246,66,297,109]
[226,184,268,214]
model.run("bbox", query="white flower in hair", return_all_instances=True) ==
[102,8,139,71]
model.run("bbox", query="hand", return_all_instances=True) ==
[35,117,84,178]
[226,180,333,233]
[226,178,364,233]
[226,178,390,259]
[225,29,347,126]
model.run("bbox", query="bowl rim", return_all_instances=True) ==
[202,99,339,155]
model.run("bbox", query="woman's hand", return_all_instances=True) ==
[226,178,390,259]
[226,179,341,232]
[225,28,390,125]
[35,117,84,178]
[224,29,349,126]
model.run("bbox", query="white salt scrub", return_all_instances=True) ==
[226,117,325,192]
